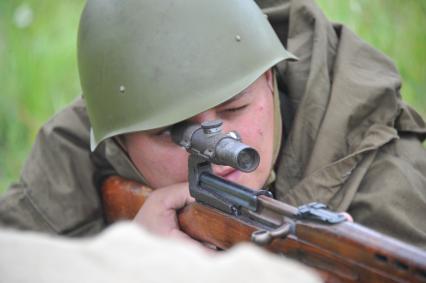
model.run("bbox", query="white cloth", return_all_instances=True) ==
[0,222,320,283]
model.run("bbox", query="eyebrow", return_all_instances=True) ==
[216,90,247,108]
[148,90,248,134]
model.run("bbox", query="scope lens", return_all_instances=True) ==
[237,148,260,172]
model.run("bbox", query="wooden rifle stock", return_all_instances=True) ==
[102,175,426,283]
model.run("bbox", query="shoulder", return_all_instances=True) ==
[39,96,90,143]
[349,135,426,248]
[0,97,105,236]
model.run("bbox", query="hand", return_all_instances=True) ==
[133,182,195,241]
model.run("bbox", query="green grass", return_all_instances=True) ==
[0,0,425,193]
[0,1,86,192]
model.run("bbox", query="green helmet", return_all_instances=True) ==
[78,0,296,151]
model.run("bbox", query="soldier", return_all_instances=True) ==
[1,0,425,249]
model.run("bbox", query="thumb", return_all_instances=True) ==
[162,182,195,210]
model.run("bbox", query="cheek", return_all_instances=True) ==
[239,102,272,151]
[223,97,274,188]
[127,137,189,188]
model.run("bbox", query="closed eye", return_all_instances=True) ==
[222,104,248,113]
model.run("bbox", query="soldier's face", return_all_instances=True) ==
[125,70,276,190]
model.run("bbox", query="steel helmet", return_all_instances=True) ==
[77,0,296,150]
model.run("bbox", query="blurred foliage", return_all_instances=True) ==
[0,0,425,193]
[0,0,85,192]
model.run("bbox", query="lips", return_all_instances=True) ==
[214,166,240,182]
[216,168,235,178]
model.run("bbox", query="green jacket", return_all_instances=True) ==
[1,0,426,248]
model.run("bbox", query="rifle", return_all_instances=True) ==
[102,120,426,283]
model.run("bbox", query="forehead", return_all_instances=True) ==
[216,74,266,107]
[215,91,247,107]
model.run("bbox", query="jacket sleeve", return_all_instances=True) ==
[0,98,105,236]
[348,134,426,249]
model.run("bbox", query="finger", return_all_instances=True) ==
[163,182,194,210]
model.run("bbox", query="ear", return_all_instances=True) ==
[264,69,273,94]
